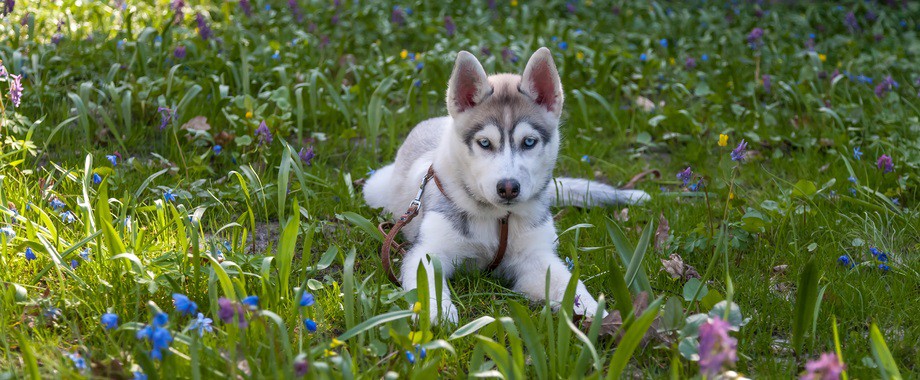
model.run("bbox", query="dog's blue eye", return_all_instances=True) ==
[478,139,491,149]
[522,137,537,149]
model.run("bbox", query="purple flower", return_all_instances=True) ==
[173,46,186,59]
[52,33,63,45]
[876,154,893,173]
[698,317,738,376]
[239,0,252,17]
[255,121,273,145]
[874,76,897,98]
[731,140,748,162]
[195,13,211,41]
[481,46,492,56]
[101,313,119,330]
[2,0,14,16]
[444,16,455,37]
[288,0,303,23]
[501,47,518,63]
[170,0,184,24]
[157,107,174,130]
[0,64,7,78]
[391,5,405,26]
[747,27,764,49]
[844,12,860,33]
[294,358,309,376]
[566,2,576,13]
[9,74,23,108]
[217,297,248,327]
[762,74,772,94]
[685,57,696,70]
[677,167,693,186]
[298,147,315,166]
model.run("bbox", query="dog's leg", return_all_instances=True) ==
[506,251,604,317]
[400,246,459,324]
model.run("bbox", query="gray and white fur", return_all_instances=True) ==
[363,47,649,323]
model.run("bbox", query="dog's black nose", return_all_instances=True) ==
[496,179,521,200]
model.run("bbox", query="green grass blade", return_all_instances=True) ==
[869,323,903,380]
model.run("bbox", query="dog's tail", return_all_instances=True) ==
[548,177,650,207]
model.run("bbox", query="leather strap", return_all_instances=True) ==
[379,165,510,285]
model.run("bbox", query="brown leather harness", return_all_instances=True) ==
[378,165,509,284]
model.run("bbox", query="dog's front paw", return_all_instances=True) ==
[431,301,459,325]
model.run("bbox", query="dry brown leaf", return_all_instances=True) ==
[214,130,236,146]
[181,116,211,131]
[660,253,701,281]
[655,213,670,250]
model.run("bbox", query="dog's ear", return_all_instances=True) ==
[447,51,491,116]
[521,47,563,116]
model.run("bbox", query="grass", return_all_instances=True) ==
[1,0,919,378]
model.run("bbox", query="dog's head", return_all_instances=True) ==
[444,47,563,211]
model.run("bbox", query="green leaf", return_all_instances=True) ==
[338,310,415,341]
[507,301,548,380]
[683,278,708,302]
[449,316,496,341]
[869,323,903,380]
[792,259,821,353]
[277,200,300,297]
[606,297,663,379]
[791,180,818,198]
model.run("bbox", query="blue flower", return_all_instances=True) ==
[164,189,177,202]
[847,176,857,184]
[304,318,317,332]
[80,248,90,260]
[869,247,880,257]
[299,292,315,307]
[93,173,102,184]
[61,211,76,223]
[213,145,222,155]
[558,41,568,50]
[659,38,668,47]
[173,294,198,315]
[837,255,854,269]
[640,53,647,62]
[877,253,888,262]
[133,371,148,380]
[106,154,118,166]
[849,188,857,196]
[71,259,79,269]
[50,198,66,210]
[272,51,280,60]
[101,313,119,330]
[190,313,214,336]
[153,312,169,327]
[415,344,427,359]
[878,263,890,272]
[1,227,16,240]
[565,257,574,271]
[853,147,862,160]
[405,350,416,364]
[580,155,590,163]
[242,295,259,309]
[151,326,173,351]
[25,247,36,261]
[415,62,424,71]
[701,54,709,61]
[69,353,87,371]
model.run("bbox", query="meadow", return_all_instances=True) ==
[0,0,918,378]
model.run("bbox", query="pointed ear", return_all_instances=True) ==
[447,51,491,116]
[521,47,563,116]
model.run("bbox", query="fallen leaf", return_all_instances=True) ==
[661,253,701,280]
[655,213,670,250]
[214,130,236,146]
[181,116,211,131]
[615,208,629,222]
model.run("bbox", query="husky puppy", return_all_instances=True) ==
[364,47,649,323]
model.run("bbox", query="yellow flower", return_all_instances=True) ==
[323,349,337,357]
[576,51,584,60]
[718,134,728,147]
[400,49,408,59]
[412,302,421,313]
[669,57,675,66]
[511,0,518,6]
[330,338,344,348]
[819,53,827,62]
[245,111,253,119]
[729,192,735,200]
